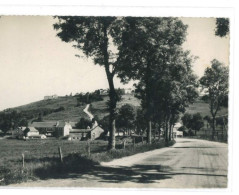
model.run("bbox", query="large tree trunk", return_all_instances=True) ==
[211,116,216,140]
[102,25,117,150]
[147,120,152,144]
[107,77,117,150]
[165,120,169,144]
[169,123,173,141]
[145,63,152,144]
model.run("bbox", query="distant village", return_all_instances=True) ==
[10,88,134,141]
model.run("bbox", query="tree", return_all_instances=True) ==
[116,17,193,144]
[182,113,204,136]
[215,18,229,37]
[75,117,92,129]
[98,115,110,137]
[0,110,28,134]
[54,17,126,149]
[190,113,204,136]
[134,108,147,135]
[200,59,229,140]
[203,115,212,129]
[116,104,135,136]
[181,113,193,131]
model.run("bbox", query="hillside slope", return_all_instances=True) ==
[7,95,140,122]
[5,95,227,124]
[185,99,228,117]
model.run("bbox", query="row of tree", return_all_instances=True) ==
[0,110,28,133]
[54,16,229,149]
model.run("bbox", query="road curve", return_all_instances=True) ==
[10,138,228,188]
[83,104,94,120]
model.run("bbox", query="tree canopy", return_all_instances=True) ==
[115,17,198,143]
[54,16,125,149]
[200,59,229,139]
[215,18,229,37]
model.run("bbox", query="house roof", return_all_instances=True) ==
[27,127,39,132]
[31,122,57,128]
[31,121,76,128]
[70,129,92,133]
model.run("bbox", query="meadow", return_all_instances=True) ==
[0,137,174,185]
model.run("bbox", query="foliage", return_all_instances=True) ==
[181,112,204,134]
[76,91,103,106]
[134,108,147,135]
[54,106,65,112]
[0,110,28,133]
[190,113,204,132]
[75,117,92,129]
[116,104,136,135]
[98,115,110,135]
[215,18,229,37]
[115,17,199,143]
[200,59,229,139]
[178,126,187,132]
[54,16,129,149]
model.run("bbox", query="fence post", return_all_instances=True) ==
[141,136,144,144]
[58,146,63,163]
[133,137,135,148]
[22,153,25,168]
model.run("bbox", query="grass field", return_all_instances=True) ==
[185,99,228,117]
[0,138,109,185]
[0,137,174,185]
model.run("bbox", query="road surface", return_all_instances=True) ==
[10,138,228,188]
[83,104,94,120]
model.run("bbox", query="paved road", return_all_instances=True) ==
[11,138,228,188]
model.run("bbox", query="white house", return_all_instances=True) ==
[31,121,73,137]
[99,89,108,96]
[44,94,58,100]
[173,122,183,138]
[26,127,40,137]
[63,122,72,136]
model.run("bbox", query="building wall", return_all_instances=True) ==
[63,124,72,136]
[44,95,58,100]
[90,126,104,140]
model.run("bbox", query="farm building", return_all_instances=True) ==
[173,122,183,138]
[69,126,104,140]
[26,127,40,137]
[30,121,104,140]
[44,94,58,100]
[99,89,108,96]
[31,121,75,137]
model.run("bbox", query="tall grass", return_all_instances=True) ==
[0,138,175,185]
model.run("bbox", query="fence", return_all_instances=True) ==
[188,129,228,143]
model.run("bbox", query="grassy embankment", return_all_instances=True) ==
[0,137,174,185]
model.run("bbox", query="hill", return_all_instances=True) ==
[185,99,228,118]
[3,95,227,124]
[5,94,140,123]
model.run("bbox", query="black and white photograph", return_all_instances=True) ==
[0,2,236,191]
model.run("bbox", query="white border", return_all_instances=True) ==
[0,1,238,195]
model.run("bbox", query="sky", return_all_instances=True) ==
[0,16,229,111]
